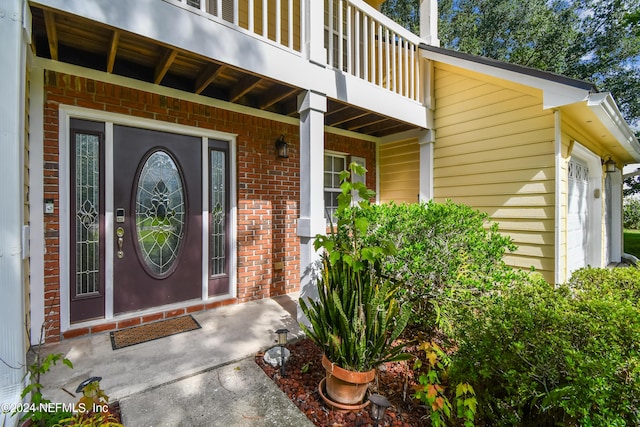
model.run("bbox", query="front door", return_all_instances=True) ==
[112,125,202,314]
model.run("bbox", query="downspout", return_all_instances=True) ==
[0,0,28,425]
[554,110,562,285]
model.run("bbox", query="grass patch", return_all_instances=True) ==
[624,229,640,258]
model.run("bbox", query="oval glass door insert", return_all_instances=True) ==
[135,150,186,276]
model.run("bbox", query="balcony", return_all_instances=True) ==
[177,0,423,102]
[29,0,428,135]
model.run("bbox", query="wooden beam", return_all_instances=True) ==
[259,86,298,110]
[106,30,120,73]
[43,10,58,61]
[229,75,262,103]
[324,104,351,120]
[154,48,177,84]
[195,63,225,95]
[345,115,387,131]
[327,110,370,127]
[362,121,413,136]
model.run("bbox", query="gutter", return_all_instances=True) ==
[587,92,640,162]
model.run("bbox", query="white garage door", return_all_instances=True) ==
[567,159,590,274]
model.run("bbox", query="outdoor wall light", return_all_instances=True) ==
[369,393,391,426]
[603,156,616,173]
[275,134,289,158]
[275,328,289,377]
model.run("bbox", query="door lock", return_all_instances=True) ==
[116,227,125,259]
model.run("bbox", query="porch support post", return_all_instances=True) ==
[0,0,28,423]
[303,0,326,66]
[419,0,440,47]
[610,169,623,262]
[418,129,435,202]
[297,90,327,326]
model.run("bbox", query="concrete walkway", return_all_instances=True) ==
[38,294,314,427]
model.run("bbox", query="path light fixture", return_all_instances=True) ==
[369,393,391,427]
[76,376,102,393]
[603,155,616,173]
[275,328,289,377]
[275,134,289,158]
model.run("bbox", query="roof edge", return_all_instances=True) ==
[587,92,640,162]
[419,44,597,92]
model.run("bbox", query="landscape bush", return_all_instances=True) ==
[624,197,640,229]
[353,201,516,330]
[445,267,640,426]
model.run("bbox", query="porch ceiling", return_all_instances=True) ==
[30,5,417,138]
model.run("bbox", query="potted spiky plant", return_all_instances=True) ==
[299,163,411,408]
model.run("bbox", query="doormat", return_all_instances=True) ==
[110,315,201,350]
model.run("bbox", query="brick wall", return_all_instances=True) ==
[41,70,376,342]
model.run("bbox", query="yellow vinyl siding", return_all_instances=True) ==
[433,64,556,282]
[379,139,419,203]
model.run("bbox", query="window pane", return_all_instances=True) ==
[210,149,226,276]
[135,150,186,276]
[75,133,100,295]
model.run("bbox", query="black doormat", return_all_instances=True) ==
[110,315,201,350]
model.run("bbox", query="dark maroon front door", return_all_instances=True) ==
[113,125,202,314]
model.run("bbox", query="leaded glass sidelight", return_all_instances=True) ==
[135,150,186,276]
[75,133,101,295]
[210,150,226,276]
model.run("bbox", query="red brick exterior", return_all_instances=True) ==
[41,71,376,342]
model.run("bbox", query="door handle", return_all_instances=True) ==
[116,227,125,259]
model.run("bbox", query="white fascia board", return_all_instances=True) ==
[32,0,332,93]
[588,92,640,162]
[421,49,591,109]
[328,70,429,128]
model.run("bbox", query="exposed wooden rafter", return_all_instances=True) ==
[259,86,299,110]
[345,115,387,131]
[327,110,370,127]
[154,48,178,84]
[43,10,58,61]
[195,62,225,94]
[229,75,262,103]
[106,30,120,73]
[29,5,419,138]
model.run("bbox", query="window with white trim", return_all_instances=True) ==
[324,153,347,224]
[324,153,367,224]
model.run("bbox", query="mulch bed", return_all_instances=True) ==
[255,338,429,426]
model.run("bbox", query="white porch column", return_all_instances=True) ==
[418,130,435,202]
[610,169,623,262]
[304,0,326,66]
[420,0,440,47]
[0,0,28,424]
[297,90,327,325]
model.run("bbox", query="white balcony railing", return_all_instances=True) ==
[325,0,423,102]
[180,0,304,52]
[177,0,423,103]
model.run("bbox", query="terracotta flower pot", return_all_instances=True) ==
[322,355,376,405]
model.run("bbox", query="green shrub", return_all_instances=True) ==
[624,197,640,229]
[353,201,516,330]
[447,268,640,426]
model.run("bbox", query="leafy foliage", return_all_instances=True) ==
[354,201,516,331]
[299,163,411,372]
[624,197,640,229]
[446,268,640,426]
[16,352,74,426]
[58,380,123,427]
[381,0,640,127]
[413,341,476,427]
